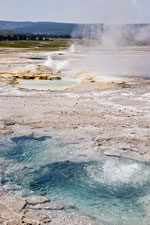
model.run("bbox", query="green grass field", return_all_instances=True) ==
[0,39,71,51]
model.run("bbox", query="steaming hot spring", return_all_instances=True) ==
[17,43,150,92]
[18,44,82,91]
[1,134,150,225]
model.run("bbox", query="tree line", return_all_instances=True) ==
[0,33,72,41]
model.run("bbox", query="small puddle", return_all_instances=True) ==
[27,57,45,60]
[0,134,150,225]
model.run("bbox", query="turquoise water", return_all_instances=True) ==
[19,80,77,90]
[27,57,45,60]
[0,134,150,225]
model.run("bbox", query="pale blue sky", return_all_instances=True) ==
[0,0,149,23]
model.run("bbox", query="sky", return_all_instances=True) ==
[0,0,150,24]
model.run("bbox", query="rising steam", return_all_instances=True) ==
[70,0,150,79]
[44,55,69,72]
[43,0,150,80]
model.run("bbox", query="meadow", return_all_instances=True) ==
[0,39,71,51]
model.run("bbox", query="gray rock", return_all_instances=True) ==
[28,201,65,211]
[0,192,26,213]
[25,195,50,205]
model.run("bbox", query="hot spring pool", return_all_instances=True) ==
[0,134,150,225]
[19,79,77,91]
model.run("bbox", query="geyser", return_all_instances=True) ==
[44,55,69,72]
[69,44,76,53]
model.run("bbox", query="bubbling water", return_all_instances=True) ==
[1,135,150,225]
[86,159,147,184]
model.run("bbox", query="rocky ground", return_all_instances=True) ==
[0,78,150,161]
[0,192,101,225]
[0,49,150,224]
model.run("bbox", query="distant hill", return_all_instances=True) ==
[0,21,77,35]
[0,21,150,41]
